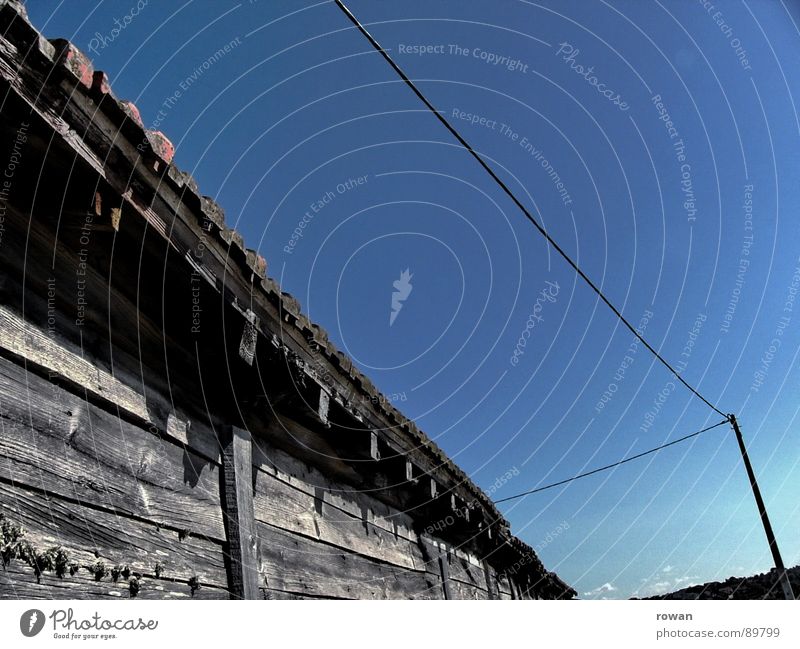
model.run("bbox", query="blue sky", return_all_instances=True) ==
[28,0,800,599]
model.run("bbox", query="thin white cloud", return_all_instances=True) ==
[672,575,699,588]
[634,573,701,598]
[583,582,617,598]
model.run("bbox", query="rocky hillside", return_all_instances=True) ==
[644,566,800,600]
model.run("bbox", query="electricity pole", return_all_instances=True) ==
[729,414,795,600]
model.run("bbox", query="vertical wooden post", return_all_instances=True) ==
[369,431,380,461]
[238,311,258,366]
[405,458,416,484]
[438,545,453,600]
[483,561,498,600]
[419,535,452,599]
[729,415,795,600]
[221,425,260,600]
[521,575,533,600]
[317,388,330,426]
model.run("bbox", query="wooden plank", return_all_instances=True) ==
[253,413,362,486]
[369,431,380,461]
[251,419,488,577]
[405,458,416,483]
[0,354,226,540]
[417,536,451,600]
[0,481,228,589]
[238,312,258,366]
[446,546,489,593]
[317,388,330,426]
[253,468,425,571]
[423,539,489,600]
[438,547,453,600]
[252,435,421,546]
[497,574,513,599]
[429,477,438,499]
[519,577,535,600]
[484,561,498,600]
[447,579,489,600]
[0,304,148,421]
[256,522,443,600]
[220,426,259,600]
[261,588,345,601]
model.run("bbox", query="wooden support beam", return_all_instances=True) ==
[450,493,472,522]
[438,544,453,600]
[405,458,416,483]
[518,575,528,600]
[417,535,451,600]
[58,190,118,233]
[220,425,260,600]
[317,388,330,427]
[238,310,258,366]
[369,430,380,461]
[0,305,150,421]
[524,575,535,600]
[483,561,498,600]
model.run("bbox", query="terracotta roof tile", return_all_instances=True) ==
[50,38,94,88]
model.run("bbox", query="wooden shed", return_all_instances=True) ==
[0,1,574,600]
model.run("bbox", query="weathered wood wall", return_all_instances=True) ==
[0,327,501,600]
[0,0,573,600]
[0,326,502,600]
[0,352,229,599]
